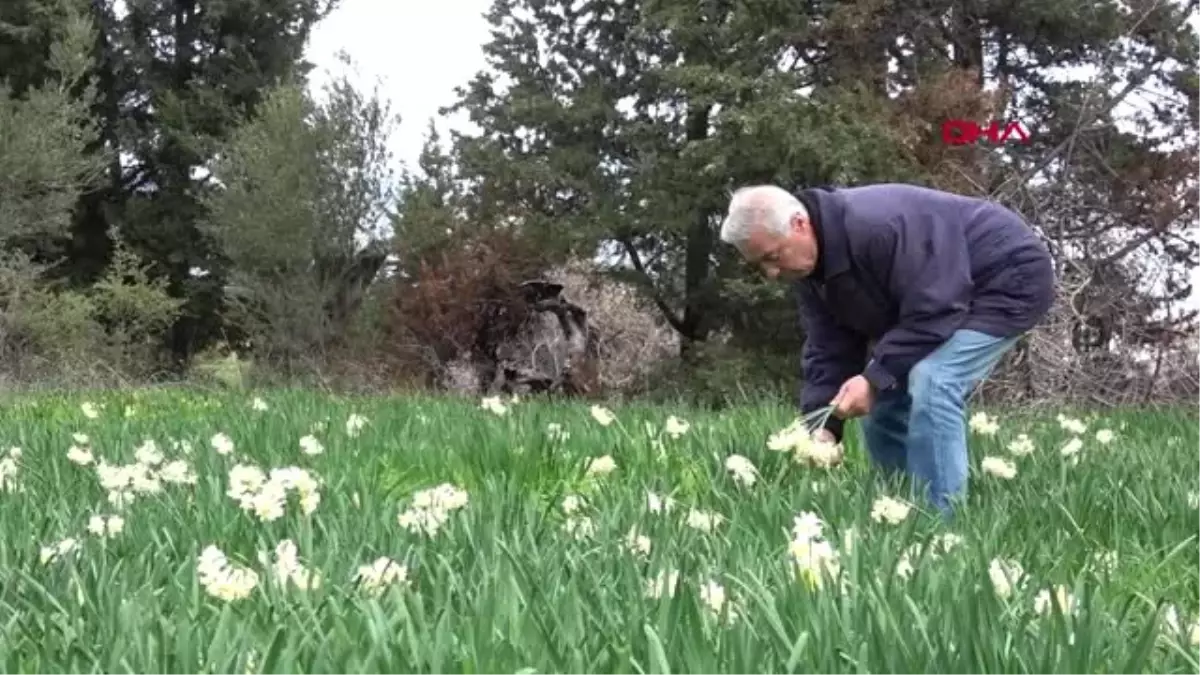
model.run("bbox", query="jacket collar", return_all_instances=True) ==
[795,186,850,282]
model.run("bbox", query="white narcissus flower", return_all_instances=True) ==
[227,464,322,521]
[159,459,197,485]
[87,514,125,538]
[969,411,1000,435]
[988,558,1025,599]
[0,451,19,493]
[646,491,676,514]
[211,432,235,456]
[724,454,759,487]
[67,445,94,466]
[250,481,288,522]
[561,494,585,514]
[563,516,595,540]
[92,441,195,504]
[931,533,965,554]
[207,562,261,598]
[39,537,80,564]
[355,556,409,596]
[686,508,724,533]
[299,434,324,456]
[261,539,321,591]
[870,496,911,524]
[397,507,450,537]
[585,455,616,477]
[81,402,99,419]
[97,461,132,492]
[893,535,963,583]
[663,415,690,438]
[410,483,469,511]
[789,537,841,589]
[398,483,469,536]
[767,419,844,468]
[1060,437,1083,458]
[1161,605,1200,647]
[791,511,825,542]
[1033,585,1077,616]
[545,422,570,442]
[624,526,651,558]
[1057,414,1087,435]
[1094,428,1114,444]
[134,440,163,467]
[699,579,737,621]
[250,397,269,411]
[805,438,844,468]
[480,393,508,415]
[589,405,615,426]
[227,464,267,500]
[197,545,259,602]
[345,413,368,437]
[129,463,162,494]
[1007,434,1036,456]
[1090,549,1118,576]
[980,456,1017,479]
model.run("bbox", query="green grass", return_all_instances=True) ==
[0,388,1196,673]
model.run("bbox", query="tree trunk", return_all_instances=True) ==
[679,103,714,357]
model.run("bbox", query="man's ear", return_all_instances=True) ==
[790,214,808,235]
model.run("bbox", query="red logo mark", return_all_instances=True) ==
[941,120,1031,146]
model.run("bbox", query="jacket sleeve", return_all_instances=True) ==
[794,281,867,442]
[861,220,973,392]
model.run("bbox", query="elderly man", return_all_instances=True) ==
[719,183,1055,513]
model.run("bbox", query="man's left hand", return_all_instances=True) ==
[831,375,874,419]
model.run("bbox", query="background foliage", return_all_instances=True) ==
[0,0,1194,405]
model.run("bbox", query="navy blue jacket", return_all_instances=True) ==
[793,183,1055,440]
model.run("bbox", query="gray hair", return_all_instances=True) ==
[719,185,808,250]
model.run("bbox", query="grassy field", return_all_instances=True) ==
[0,388,1196,673]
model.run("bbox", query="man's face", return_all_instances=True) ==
[739,216,817,281]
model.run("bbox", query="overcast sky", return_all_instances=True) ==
[306,0,493,170]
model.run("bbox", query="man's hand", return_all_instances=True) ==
[831,374,874,419]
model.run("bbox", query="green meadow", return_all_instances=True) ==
[0,389,1195,673]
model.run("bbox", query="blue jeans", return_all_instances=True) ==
[859,329,1019,514]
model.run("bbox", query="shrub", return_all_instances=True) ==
[388,229,548,389]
